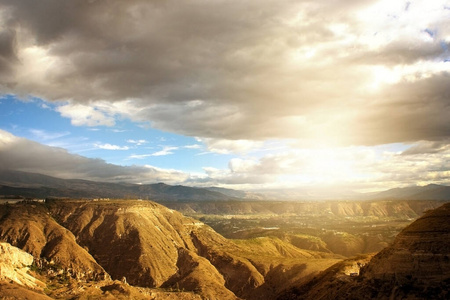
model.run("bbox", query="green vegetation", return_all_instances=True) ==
[185,208,418,257]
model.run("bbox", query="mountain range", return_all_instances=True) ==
[2,169,450,201]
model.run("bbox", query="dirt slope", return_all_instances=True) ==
[0,203,107,281]
[0,199,345,299]
[279,203,450,299]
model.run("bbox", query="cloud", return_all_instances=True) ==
[188,142,450,191]
[2,129,450,191]
[29,129,70,141]
[128,146,178,159]
[56,103,116,127]
[0,129,187,184]
[0,0,448,146]
[149,146,178,157]
[199,138,264,154]
[401,140,450,155]
[94,143,129,151]
[127,139,148,146]
[184,144,202,149]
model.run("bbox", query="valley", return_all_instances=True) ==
[0,197,448,299]
[0,199,341,299]
[0,173,449,299]
[163,200,446,257]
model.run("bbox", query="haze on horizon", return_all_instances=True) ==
[0,0,449,194]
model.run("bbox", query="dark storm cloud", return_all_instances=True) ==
[352,72,450,145]
[0,0,449,145]
[0,28,17,85]
[401,140,450,155]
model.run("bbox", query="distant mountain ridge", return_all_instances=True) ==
[1,169,450,201]
[0,170,235,201]
[367,183,450,201]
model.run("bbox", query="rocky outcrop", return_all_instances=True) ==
[191,229,265,298]
[0,242,45,289]
[279,203,450,299]
[362,202,450,284]
[163,248,238,299]
[0,204,108,281]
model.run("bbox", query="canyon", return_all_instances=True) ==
[0,199,341,299]
[279,202,450,299]
[0,172,448,299]
[0,199,448,299]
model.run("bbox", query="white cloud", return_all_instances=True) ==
[199,138,264,154]
[128,154,152,160]
[56,103,116,127]
[127,139,148,146]
[94,143,129,151]
[29,129,70,141]
[184,144,202,149]
[150,146,178,157]
[128,146,179,159]
[187,142,450,192]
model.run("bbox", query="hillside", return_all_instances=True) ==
[165,199,447,258]
[0,200,341,299]
[1,199,449,299]
[279,202,450,299]
[163,200,445,218]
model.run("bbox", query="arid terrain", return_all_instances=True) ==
[0,197,449,299]
[163,200,446,257]
[0,199,341,299]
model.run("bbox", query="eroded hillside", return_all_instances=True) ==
[166,200,446,257]
[0,200,341,299]
[279,202,450,299]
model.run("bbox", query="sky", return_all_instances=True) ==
[0,0,450,194]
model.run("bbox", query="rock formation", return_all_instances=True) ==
[0,242,45,289]
[0,203,108,281]
[0,200,341,299]
[3,199,446,299]
[279,203,450,299]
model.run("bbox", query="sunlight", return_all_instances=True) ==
[366,65,402,92]
[366,60,450,92]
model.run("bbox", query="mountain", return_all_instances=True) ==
[279,202,450,299]
[206,186,269,200]
[0,169,236,201]
[0,199,340,299]
[2,169,450,202]
[366,184,450,201]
